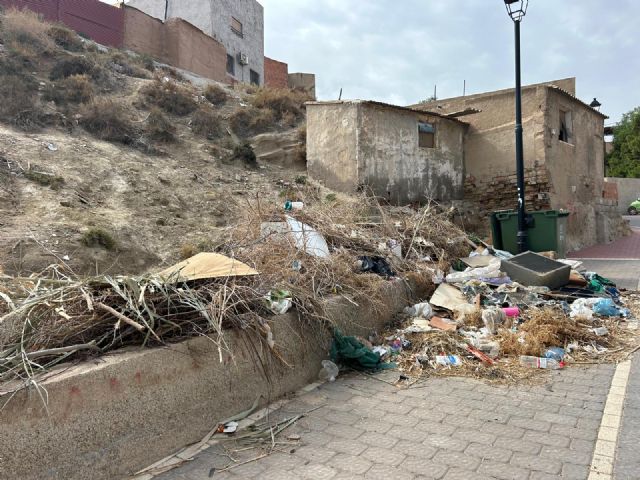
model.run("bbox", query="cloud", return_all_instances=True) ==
[261,0,640,123]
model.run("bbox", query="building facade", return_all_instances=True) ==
[307,101,466,205]
[413,78,624,250]
[126,0,264,85]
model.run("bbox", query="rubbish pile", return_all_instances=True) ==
[367,247,639,382]
[1,184,638,389]
[0,189,472,388]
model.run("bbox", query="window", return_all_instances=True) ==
[231,17,243,37]
[418,122,435,148]
[559,110,573,144]
[226,54,235,76]
[250,69,260,86]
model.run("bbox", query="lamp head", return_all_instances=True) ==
[504,0,529,22]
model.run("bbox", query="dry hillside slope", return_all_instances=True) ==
[0,9,309,276]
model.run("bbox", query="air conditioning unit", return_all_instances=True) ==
[237,53,249,65]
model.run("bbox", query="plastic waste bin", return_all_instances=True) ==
[490,210,570,257]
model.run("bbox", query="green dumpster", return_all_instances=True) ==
[490,210,570,258]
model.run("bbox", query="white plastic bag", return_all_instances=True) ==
[286,216,330,258]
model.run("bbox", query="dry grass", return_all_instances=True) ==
[230,107,276,137]
[49,56,95,80]
[48,24,84,52]
[499,307,599,356]
[250,88,311,124]
[80,99,138,145]
[0,9,56,60]
[0,73,44,130]
[81,228,116,250]
[146,107,176,143]
[44,74,94,105]
[106,51,152,79]
[204,84,228,105]
[140,78,198,116]
[191,106,223,139]
[231,142,257,166]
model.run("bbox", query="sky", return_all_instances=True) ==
[106,1,639,124]
[258,0,639,124]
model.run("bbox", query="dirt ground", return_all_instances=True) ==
[0,82,306,277]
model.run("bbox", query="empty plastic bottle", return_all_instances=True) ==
[519,355,564,370]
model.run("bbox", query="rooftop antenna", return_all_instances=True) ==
[338,88,343,101]
[463,80,466,97]
[434,85,437,101]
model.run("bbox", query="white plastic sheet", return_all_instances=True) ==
[285,216,330,258]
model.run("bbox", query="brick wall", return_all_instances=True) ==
[123,6,228,84]
[0,0,124,47]
[264,56,288,89]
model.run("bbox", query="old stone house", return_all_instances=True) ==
[412,78,623,250]
[306,100,466,205]
[126,0,265,85]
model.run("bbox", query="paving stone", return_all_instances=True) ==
[510,452,562,474]
[324,423,365,440]
[364,464,414,479]
[432,450,480,471]
[538,445,592,465]
[329,453,372,475]
[352,419,392,434]
[360,446,406,467]
[562,462,591,480]
[358,431,399,448]
[386,412,421,428]
[324,410,363,426]
[401,456,449,478]
[294,445,337,463]
[558,405,603,420]
[256,452,306,471]
[415,419,457,436]
[442,468,494,480]
[528,472,561,480]
[423,434,469,452]
[295,463,338,480]
[549,424,598,441]
[260,469,296,480]
[325,439,368,456]
[481,421,525,439]
[392,440,437,459]
[518,400,561,413]
[468,408,510,424]
[570,437,597,453]
[493,436,542,455]
[476,460,530,480]
[464,442,513,463]
[534,410,579,427]
[452,429,496,445]
[522,430,571,448]
[409,407,446,422]
[508,416,551,432]
[441,413,486,430]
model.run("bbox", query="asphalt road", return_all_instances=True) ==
[623,215,640,229]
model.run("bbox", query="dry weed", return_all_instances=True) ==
[146,107,176,143]
[204,84,228,105]
[140,78,197,116]
[48,24,83,52]
[230,107,275,137]
[191,106,223,139]
[0,8,55,59]
[44,74,94,105]
[80,99,138,144]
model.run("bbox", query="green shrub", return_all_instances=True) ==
[204,84,228,105]
[140,79,197,116]
[81,228,116,250]
[191,106,222,139]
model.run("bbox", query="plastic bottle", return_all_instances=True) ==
[519,355,564,370]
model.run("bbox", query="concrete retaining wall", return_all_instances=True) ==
[605,177,640,214]
[0,278,419,480]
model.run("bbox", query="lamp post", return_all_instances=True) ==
[504,0,529,253]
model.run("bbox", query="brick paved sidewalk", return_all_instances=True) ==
[156,365,616,480]
[569,230,640,260]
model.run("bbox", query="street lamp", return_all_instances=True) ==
[504,0,529,253]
